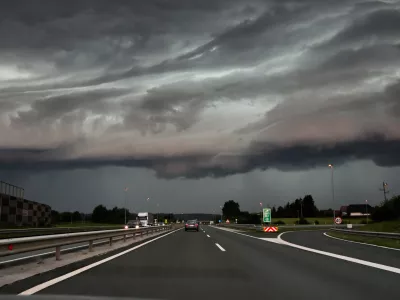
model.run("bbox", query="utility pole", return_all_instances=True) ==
[379,182,389,202]
[328,164,335,224]
[124,187,129,224]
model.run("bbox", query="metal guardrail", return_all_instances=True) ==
[330,228,400,240]
[0,226,120,234]
[0,225,172,261]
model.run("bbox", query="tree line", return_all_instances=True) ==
[222,194,400,224]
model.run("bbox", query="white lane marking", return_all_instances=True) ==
[259,238,281,244]
[213,226,400,275]
[215,243,226,252]
[207,235,210,238]
[278,232,400,275]
[19,228,182,295]
[323,232,400,251]
[212,225,268,240]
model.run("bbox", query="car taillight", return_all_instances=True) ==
[195,224,198,227]
[185,224,188,226]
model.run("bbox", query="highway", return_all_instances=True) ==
[1,226,400,299]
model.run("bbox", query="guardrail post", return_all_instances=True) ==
[55,246,61,260]
[89,240,93,252]
[109,237,113,246]
[123,234,126,242]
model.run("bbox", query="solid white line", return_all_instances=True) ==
[215,243,226,252]
[214,226,400,275]
[207,235,210,238]
[19,228,182,295]
[323,232,400,251]
[278,232,400,275]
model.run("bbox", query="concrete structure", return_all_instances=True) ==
[0,181,51,227]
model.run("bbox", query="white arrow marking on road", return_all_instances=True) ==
[207,235,210,238]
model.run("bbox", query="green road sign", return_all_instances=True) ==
[263,208,271,223]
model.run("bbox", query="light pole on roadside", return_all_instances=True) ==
[260,202,263,225]
[328,164,335,225]
[220,205,223,223]
[124,187,129,224]
[365,200,368,224]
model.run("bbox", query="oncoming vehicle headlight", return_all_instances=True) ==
[124,225,128,229]
[135,225,139,229]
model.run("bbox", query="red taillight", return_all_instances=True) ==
[185,224,188,226]
[195,224,198,227]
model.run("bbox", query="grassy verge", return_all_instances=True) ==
[356,221,400,233]
[327,231,400,249]
[272,217,364,225]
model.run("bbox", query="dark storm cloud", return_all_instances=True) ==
[1,133,400,179]
[1,0,400,180]
[320,9,400,49]
[9,88,129,127]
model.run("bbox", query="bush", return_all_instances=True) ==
[314,220,319,225]
[295,218,310,225]
[274,220,286,225]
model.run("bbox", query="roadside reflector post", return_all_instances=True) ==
[55,246,61,261]
[123,234,126,242]
[89,240,94,252]
[109,237,113,246]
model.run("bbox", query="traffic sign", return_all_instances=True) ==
[263,226,278,232]
[263,208,271,223]
[335,217,342,224]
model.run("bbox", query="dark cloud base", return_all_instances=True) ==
[1,134,399,179]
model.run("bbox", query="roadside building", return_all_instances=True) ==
[0,181,51,227]
[346,204,372,217]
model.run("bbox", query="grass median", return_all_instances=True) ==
[327,231,400,249]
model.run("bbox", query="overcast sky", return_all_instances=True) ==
[1,0,399,213]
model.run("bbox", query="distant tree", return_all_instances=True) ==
[60,212,72,223]
[222,200,240,220]
[302,195,318,217]
[272,206,277,216]
[276,206,284,218]
[72,211,82,222]
[92,205,108,223]
[372,195,400,221]
[51,210,60,223]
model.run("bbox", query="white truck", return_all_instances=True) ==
[138,212,154,227]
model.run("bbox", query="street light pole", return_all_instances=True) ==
[328,164,335,224]
[124,187,129,224]
[365,200,368,224]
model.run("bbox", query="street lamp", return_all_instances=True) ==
[365,200,368,224]
[328,164,335,224]
[220,205,223,223]
[260,202,263,225]
[124,187,129,224]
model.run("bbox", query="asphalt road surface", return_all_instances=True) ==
[280,230,400,268]
[2,226,400,300]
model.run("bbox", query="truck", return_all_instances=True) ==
[138,212,154,227]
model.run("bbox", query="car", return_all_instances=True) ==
[185,220,199,231]
[124,220,141,229]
